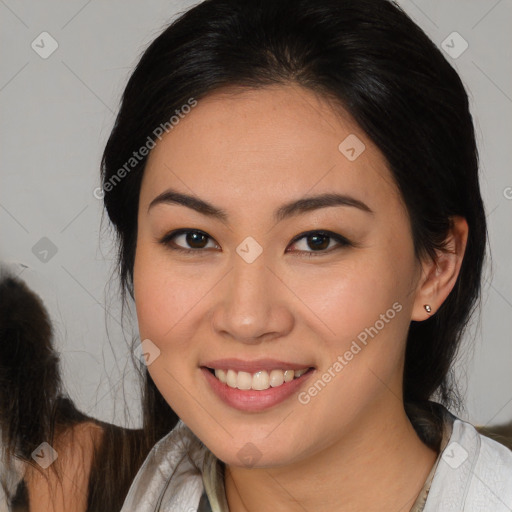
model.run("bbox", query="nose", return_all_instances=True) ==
[210,251,294,345]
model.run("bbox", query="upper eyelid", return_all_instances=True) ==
[162,229,220,249]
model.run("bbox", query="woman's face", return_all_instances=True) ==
[133,84,426,467]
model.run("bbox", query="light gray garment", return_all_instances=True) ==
[423,418,512,511]
[119,412,512,512]
[119,420,227,512]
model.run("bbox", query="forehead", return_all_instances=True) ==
[141,84,404,217]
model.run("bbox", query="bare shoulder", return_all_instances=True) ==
[24,421,105,512]
[57,420,105,450]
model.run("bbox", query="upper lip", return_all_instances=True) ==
[201,358,314,373]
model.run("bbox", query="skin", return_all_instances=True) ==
[23,421,102,512]
[133,83,468,511]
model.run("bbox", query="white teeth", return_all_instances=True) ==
[237,371,252,390]
[215,369,227,383]
[284,369,294,382]
[252,371,269,390]
[226,369,237,388]
[212,367,310,390]
[269,369,284,387]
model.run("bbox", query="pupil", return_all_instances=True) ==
[308,234,329,251]
[187,232,207,249]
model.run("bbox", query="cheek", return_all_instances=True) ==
[288,259,411,440]
[290,257,407,344]
[289,247,414,405]
[133,262,170,341]
[133,245,203,414]
[133,242,205,341]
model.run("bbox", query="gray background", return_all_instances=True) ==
[1,0,511,429]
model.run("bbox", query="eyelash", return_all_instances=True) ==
[158,229,352,258]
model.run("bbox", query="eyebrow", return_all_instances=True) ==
[147,188,374,223]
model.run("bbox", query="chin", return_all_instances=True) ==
[198,429,303,470]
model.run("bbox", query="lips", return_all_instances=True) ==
[199,358,316,412]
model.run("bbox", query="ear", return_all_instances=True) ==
[411,216,469,321]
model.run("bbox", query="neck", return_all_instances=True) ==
[224,398,438,512]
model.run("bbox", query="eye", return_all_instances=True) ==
[287,230,351,257]
[159,228,351,257]
[159,229,219,254]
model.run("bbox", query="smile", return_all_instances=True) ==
[201,364,315,412]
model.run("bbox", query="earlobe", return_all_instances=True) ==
[411,216,469,321]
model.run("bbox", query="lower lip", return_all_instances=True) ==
[200,367,315,412]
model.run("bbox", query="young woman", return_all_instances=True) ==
[1,0,512,510]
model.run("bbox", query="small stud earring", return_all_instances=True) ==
[424,304,432,314]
